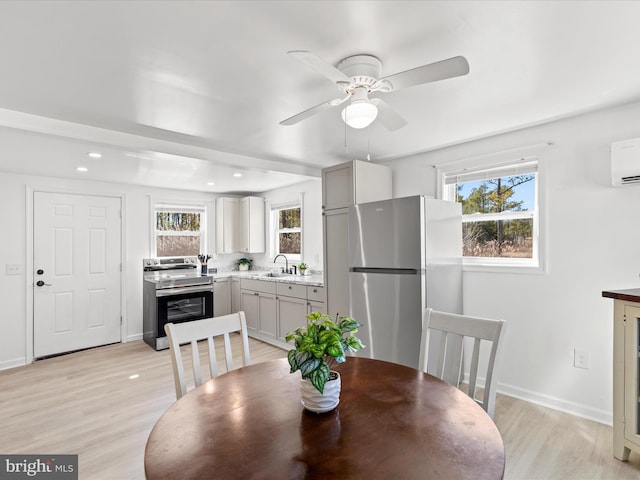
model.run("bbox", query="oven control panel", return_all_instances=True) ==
[142,257,199,271]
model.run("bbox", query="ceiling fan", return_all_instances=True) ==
[280,51,469,131]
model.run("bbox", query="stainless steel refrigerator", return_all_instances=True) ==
[348,195,462,369]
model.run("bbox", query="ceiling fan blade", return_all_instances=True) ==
[380,56,469,91]
[288,50,352,85]
[280,98,340,126]
[370,98,408,131]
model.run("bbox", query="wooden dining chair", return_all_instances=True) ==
[164,311,251,400]
[419,308,505,418]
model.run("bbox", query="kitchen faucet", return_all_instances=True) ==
[273,254,289,273]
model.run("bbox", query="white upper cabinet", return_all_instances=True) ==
[238,196,265,253]
[216,197,239,254]
[322,160,392,211]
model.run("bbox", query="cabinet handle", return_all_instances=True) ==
[313,289,317,293]
[288,286,292,289]
[254,292,259,296]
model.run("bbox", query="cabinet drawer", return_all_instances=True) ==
[276,282,307,299]
[241,278,276,294]
[307,285,326,302]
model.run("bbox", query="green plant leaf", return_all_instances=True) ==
[339,317,361,333]
[346,335,365,351]
[294,350,313,368]
[287,349,298,372]
[299,357,321,377]
[309,362,330,394]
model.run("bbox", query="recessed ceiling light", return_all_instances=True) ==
[207,182,215,186]
[77,166,88,172]
[88,152,102,159]
[233,172,242,178]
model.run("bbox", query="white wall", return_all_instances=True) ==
[0,172,323,370]
[251,178,323,271]
[385,100,640,424]
[0,173,217,369]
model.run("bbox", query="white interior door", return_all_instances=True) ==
[33,192,122,358]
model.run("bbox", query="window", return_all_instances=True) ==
[439,146,546,271]
[272,203,302,260]
[154,203,206,257]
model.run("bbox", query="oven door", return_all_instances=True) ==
[156,286,214,338]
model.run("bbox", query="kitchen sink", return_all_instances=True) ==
[261,272,290,278]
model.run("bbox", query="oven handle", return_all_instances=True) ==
[155,285,214,297]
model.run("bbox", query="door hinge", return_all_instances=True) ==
[120,316,123,325]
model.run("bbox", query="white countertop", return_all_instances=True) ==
[205,270,324,287]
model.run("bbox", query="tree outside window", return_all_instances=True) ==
[275,206,301,256]
[440,154,542,269]
[458,175,535,258]
[155,205,205,257]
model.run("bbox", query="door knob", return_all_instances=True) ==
[36,280,52,287]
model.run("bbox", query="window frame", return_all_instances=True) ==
[152,201,209,259]
[270,201,303,262]
[437,144,548,274]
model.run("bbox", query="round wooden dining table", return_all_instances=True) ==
[145,357,504,479]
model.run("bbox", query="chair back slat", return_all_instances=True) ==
[420,308,505,419]
[191,340,203,387]
[164,311,251,400]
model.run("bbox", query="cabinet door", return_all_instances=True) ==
[258,293,277,340]
[216,197,239,254]
[308,300,325,315]
[323,209,350,318]
[239,196,265,253]
[213,278,230,317]
[231,278,241,313]
[624,304,640,449]
[241,290,260,334]
[277,295,308,343]
[322,163,353,210]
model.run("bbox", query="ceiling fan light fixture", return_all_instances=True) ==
[341,101,378,129]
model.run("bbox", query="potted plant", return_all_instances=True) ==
[297,262,308,275]
[236,258,252,271]
[285,312,365,413]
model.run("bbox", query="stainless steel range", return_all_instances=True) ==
[142,256,214,350]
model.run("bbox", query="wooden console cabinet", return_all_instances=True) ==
[603,288,640,461]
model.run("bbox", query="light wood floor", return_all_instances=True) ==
[2,339,640,480]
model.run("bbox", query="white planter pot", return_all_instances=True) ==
[300,371,341,413]
[238,264,249,271]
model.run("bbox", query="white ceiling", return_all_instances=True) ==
[1,0,639,193]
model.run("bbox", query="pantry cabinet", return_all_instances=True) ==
[322,160,391,319]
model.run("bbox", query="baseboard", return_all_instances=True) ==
[496,381,613,426]
[0,357,27,371]
[126,333,143,342]
[462,373,613,426]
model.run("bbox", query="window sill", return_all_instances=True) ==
[462,262,545,275]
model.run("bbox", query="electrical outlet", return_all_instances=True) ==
[5,264,23,275]
[574,349,590,369]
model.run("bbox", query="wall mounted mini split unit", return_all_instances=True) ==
[612,138,640,186]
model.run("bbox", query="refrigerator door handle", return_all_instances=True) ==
[349,267,419,275]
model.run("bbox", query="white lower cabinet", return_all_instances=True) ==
[231,277,241,313]
[213,278,231,317]
[277,295,308,344]
[240,278,325,349]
